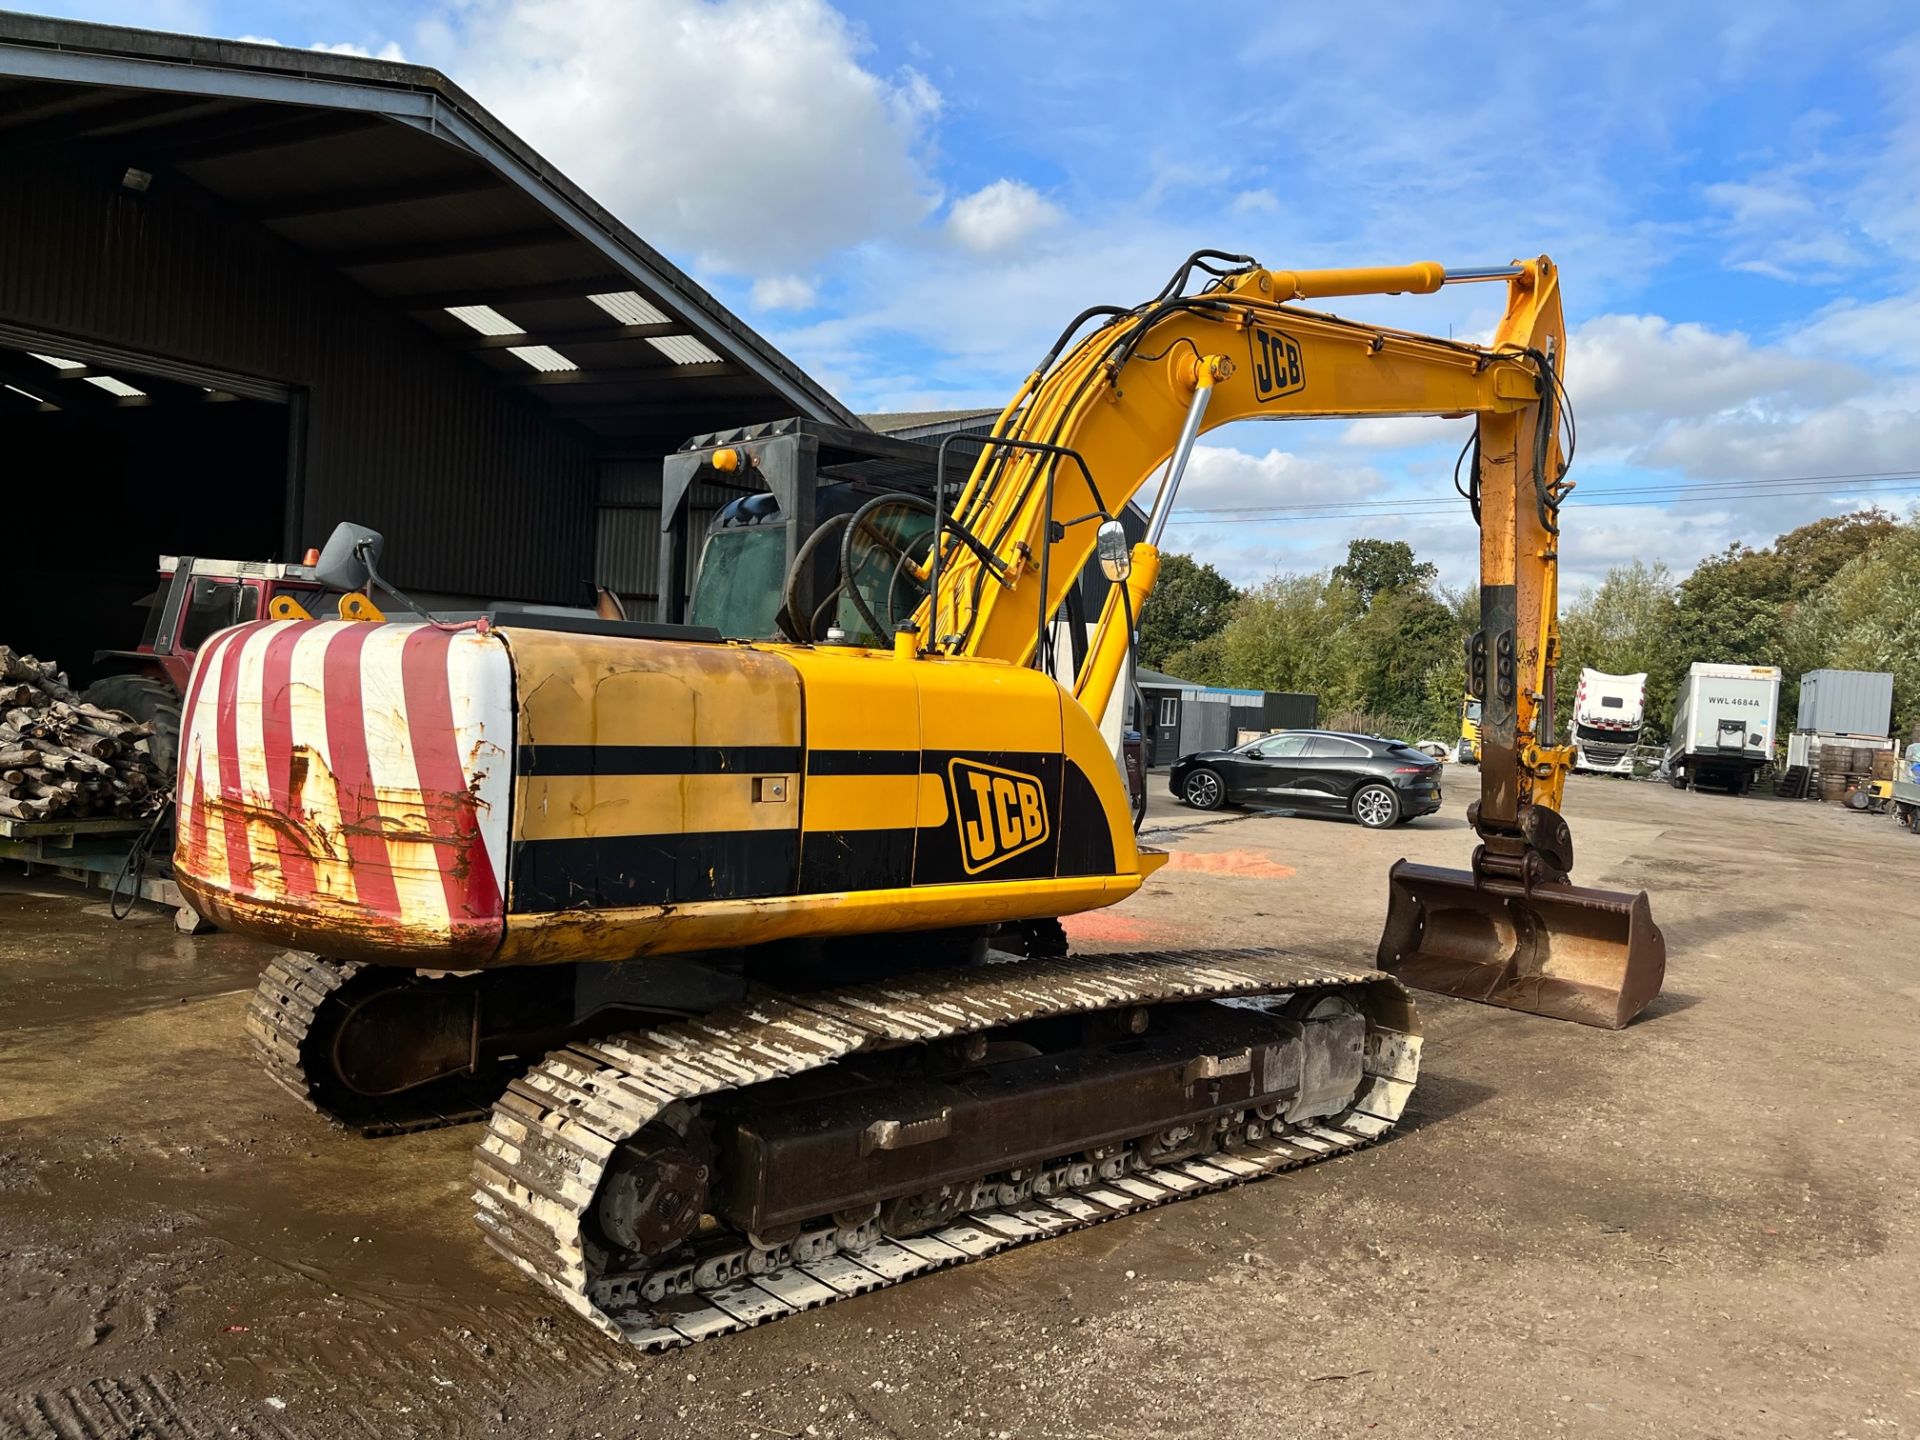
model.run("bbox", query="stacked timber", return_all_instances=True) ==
[0,648,168,822]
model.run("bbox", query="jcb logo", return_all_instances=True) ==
[950,759,1050,874]
[1249,325,1305,401]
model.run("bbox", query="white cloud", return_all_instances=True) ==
[1642,406,1920,481]
[1329,306,1920,486]
[770,226,1190,401]
[1173,444,1387,514]
[1845,36,1920,261]
[236,34,407,61]
[1704,176,1817,229]
[312,40,407,61]
[415,0,942,273]
[1795,290,1920,367]
[1162,294,1920,594]
[1339,416,1469,450]
[750,274,819,311]
[945,180,1063,255]
[1166,477,1832,597]
[1705,168,1870,283]
[1144,445,1390,537]
[1569,313,1856,430]
[1550,310,1920,487]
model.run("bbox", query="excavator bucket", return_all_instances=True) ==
[1376,860,1665,1030]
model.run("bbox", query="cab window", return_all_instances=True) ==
[177,578,258,651]
[689,529,789,638]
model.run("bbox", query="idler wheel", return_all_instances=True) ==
[595,1105,712,1260]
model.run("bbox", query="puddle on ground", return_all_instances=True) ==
[0,879,280,1030]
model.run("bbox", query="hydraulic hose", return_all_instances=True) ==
[778,512,851,642]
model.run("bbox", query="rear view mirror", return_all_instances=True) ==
[314,522,383,593]
[1096,520,1132,582]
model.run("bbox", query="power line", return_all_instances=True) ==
[1165,472,1920,526]
[1176,468,1920,516]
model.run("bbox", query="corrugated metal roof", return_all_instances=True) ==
[0,11,860,454]
[862,408,1001,438]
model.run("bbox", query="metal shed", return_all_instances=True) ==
[0,12,851,675]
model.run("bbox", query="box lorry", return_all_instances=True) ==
[1570,669,1647,776]
[1666,662,1781,794]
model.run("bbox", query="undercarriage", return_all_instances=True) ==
[246,943,1419,1347]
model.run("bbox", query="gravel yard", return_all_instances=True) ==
[1,774,1915,1439]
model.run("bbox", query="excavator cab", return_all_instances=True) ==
[661,418,1146,672]
[659,420,951,644]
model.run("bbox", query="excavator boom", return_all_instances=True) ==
[914,253,1664,1028]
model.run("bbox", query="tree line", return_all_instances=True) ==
[1142,509,1920,745]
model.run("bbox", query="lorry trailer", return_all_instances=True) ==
[1666,662,1781,794]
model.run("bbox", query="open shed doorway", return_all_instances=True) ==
[0,339,295,689]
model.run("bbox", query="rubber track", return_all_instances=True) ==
[244,953,490,1137]
[472,947,1421,1350]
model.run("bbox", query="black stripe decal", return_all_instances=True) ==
[510,829,798,912]
[799,828,916,891]
[1056,758,1118,877]
[807,749,921,776]
[518,744,801,776]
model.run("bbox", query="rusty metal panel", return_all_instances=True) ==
[171,619,514,962]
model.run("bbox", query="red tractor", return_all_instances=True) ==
[87,549,337,780]
[87,525,612,786]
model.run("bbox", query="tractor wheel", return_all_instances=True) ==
[84,674,182,781]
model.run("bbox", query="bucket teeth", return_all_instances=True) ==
[1377,859,1666,1030]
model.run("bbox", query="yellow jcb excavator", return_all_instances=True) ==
[173,251,1663,1348]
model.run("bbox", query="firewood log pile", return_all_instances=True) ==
[0,648,170,823]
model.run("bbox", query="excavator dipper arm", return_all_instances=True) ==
[918,254,1663,1027]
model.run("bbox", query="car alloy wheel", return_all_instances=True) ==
[1183,769,1223,809]
[1353,784,1397,829]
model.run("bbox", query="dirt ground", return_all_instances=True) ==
[2,774,1916,1439]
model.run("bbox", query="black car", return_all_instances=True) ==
[1168,729,1442,828]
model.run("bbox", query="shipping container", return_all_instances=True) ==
[1796,669,1894,738]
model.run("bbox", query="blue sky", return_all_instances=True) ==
[29,0,1920,591]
